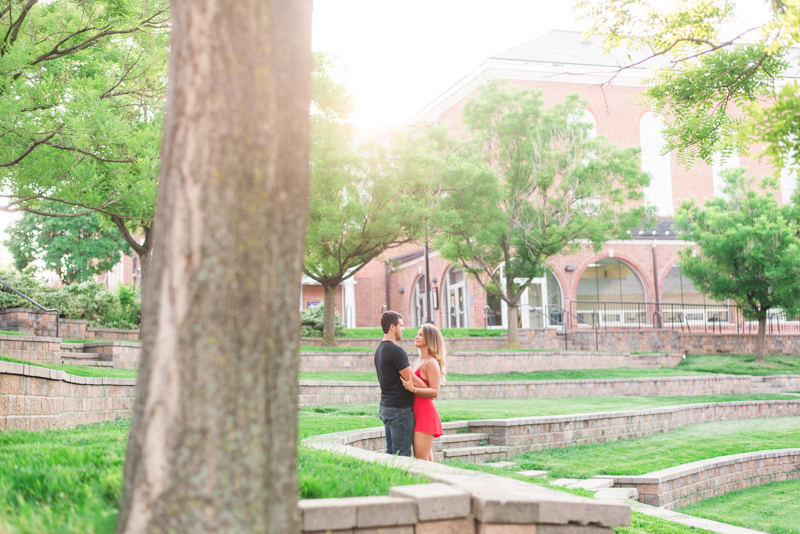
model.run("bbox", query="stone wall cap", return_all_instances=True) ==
[86,327,140,333]
[298,498,357,531]
[82,341,142,347]
[610,448,800,484]
[389,483,471,521]
[347,495,417,527]
[0,333,61,342]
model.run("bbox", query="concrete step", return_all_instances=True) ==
[442,445,508,463]
[440,421,469,435]
[434,433,489,452]
[60,360,114,368]
[58,352,110,361]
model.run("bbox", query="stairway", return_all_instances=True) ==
[750,376,786,394]
[57,343,113,368]
[432,421,508,463]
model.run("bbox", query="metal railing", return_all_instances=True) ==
[568,300,800,334]
[0,279,59,337]
[519,303,599,351]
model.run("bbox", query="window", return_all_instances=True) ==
[577,259,645,303]
[444,266,469,328]
[640,112,674,216]
[411,275,428,326]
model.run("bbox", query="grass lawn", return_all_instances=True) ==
[678,479,800,534]
[677,353,800,376]
[2,394,795,533]
[0,329,27,336]
[0,355,137,379]
[443,416,800,478]
[299,367,718,382]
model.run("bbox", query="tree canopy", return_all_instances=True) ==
[675,169,800,360]
[0,0,168,293]
[304,53,447,344]
[436,80,649,347]
[575,0,800,171]
[5,205,130,284]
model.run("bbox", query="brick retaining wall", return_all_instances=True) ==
[308,328,800,355]
[470,400,800,458]
[298,375,763,406]
[0,361,136,431]
[605,449,800,510]
[0,334,62,364]
[336,400,800,463]
[300,350,682,374]
[84,342,142,370]
[0,308,139,340]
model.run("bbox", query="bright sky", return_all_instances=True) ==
[311,0,773,126]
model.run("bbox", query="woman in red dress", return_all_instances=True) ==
[399,324,446,461]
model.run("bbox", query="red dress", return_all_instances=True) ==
[413,366,443,437]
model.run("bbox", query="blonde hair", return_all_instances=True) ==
[418,324,447,384]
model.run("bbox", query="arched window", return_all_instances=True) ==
[411,275,428,327]
[662,265,723,306]
[576,258,646,326]
[640,112,674,215]
[444,266,469,328]
[577,258,646,303]
[483,266,563,329]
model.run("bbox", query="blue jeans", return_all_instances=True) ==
[379,405,414,457]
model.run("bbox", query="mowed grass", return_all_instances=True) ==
[299,393,796,428]
[299,367,716,382]
[0,355,137,379]
[443,416,800,478]
[0,419,128,534]
[2,395,796,533]
[677,353,800,376]
[678,479,800,534]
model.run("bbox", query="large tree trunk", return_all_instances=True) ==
[322,283,338,347]
[507,304,521,349]
[116,1,312,533]
[755,315,767,363]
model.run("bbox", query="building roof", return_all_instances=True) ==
[630,217,682,240]
[490,30,662,70]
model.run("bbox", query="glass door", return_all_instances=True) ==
[446,267,468,328]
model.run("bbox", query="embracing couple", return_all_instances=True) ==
[374,310,446,461]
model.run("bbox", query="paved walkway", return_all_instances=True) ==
[595,488,767,534]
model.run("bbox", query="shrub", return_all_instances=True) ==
[300,304,345,337]
[0,270,140,329]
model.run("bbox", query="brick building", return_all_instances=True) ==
[302,30,798,331]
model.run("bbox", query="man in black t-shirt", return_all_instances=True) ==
[374,311,415,456]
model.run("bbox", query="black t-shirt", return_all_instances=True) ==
[374,340,413,408]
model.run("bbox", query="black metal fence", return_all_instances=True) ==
[568,301,800,334]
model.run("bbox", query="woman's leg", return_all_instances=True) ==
[413,432,435,461]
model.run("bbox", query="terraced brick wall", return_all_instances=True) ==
[300,350,682,374]
[0,334,62,364]
[0,308,138,340]
[0,362,136,431]
[297,375,753,407]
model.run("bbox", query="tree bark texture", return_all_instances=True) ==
[322,283,338,346]
[117,1,312,533]
[756,315,767,363]
[506,305,520,349]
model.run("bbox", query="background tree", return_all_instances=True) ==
[5,204,130,284]
[0,0,167,301]
[304,55,447,345]
[575,0,800,171]
[437,80,648,347]
[117,0,312,531]
[676,169,800,362]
